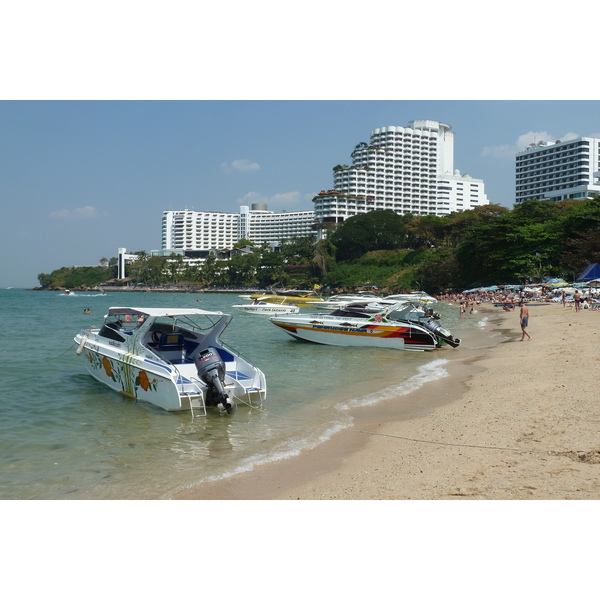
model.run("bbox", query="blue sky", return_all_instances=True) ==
[2,100,600,287]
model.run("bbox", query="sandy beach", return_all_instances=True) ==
[173,301,600,500]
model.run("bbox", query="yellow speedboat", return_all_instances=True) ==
[249,289,326,308]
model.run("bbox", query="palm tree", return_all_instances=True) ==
[312,238,335,277]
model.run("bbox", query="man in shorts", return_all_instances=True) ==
[574,290,582,312]
[519,301,531,341]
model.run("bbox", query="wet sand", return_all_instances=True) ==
[173,301,600,500]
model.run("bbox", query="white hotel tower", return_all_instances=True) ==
[313,119,488,232]
[161,204,315,254]
[515,137,600,204]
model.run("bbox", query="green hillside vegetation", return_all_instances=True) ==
[37,198,600,293]
[37,266,115,289]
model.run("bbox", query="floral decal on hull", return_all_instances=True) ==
[87,352,158,397]
[136,370,158,393]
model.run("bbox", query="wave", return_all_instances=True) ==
[59,292,107,297]
[338,357,450,410]
[476,316,489,329]
[175,414,354,494]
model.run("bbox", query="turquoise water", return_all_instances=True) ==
[0,288,487,499]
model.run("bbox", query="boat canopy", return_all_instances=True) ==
[107,307,225,318]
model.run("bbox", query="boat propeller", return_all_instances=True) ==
[195,347,236,414]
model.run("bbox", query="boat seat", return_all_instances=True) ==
[158,332,184,351]
[215,347,235,363]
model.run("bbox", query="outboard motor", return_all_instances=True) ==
[422,319,461,348]
[194,347,235,414]
[424,308,441,320]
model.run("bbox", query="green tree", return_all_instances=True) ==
[312,238,336,278]
[200,255,218,287]
[167,253,185,284]
[278,236,315,264]
[330,210,408,261]
[257,251,286,287]
[415,248,462,291]
[457,210,565,285]
[227,252,259,286]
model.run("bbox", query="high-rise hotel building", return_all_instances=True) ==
[515,137,600,204]
[313,119,488,232]
[161,204,315,255]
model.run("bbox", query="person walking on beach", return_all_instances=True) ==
[519,301,531,341]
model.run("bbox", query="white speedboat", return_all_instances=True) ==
[269,302,459,352]
[311,291,381,310]
[74,307,267,416]
[384,291,438,304]
[232,297,300,315]
[341,299,429,318]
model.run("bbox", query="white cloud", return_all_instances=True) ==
[482,130,580,159]
[50,205,98,220]
[221,158,260,173]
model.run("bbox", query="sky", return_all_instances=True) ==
[1,3,598,288]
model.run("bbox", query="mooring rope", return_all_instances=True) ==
[352,428,565,455]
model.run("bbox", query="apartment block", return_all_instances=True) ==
[161,205,315,254]
[515,137,600,204]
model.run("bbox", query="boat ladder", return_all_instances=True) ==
[178,376,206,418]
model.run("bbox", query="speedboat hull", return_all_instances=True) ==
[81,346,197,411]
[269,315,438,351]
[232,300,301,315]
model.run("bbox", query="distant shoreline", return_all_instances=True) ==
[31,287,267,294]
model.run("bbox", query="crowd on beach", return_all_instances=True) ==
[436,285,600,310]
[436,284,598,342]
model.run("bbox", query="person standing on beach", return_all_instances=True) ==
[574,290,582,312]
[519,301,531,341]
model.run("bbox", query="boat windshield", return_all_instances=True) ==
[151,313,226,334]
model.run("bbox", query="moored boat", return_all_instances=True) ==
[311,291,382,310]
[248,289,325,307]
[384,291,437,304]
[74,307,267,416]
[231,297,301,315]
[268,302,459,351]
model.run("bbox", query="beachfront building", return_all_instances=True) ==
[312,119,489,235]
[238,204,315,245]
[161,205,315,256]
[515,137,600,204]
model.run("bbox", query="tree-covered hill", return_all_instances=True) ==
[36,198,600,293]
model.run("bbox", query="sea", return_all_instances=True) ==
[0,288,491,500]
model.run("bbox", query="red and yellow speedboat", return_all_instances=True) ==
[269,302,460,352]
